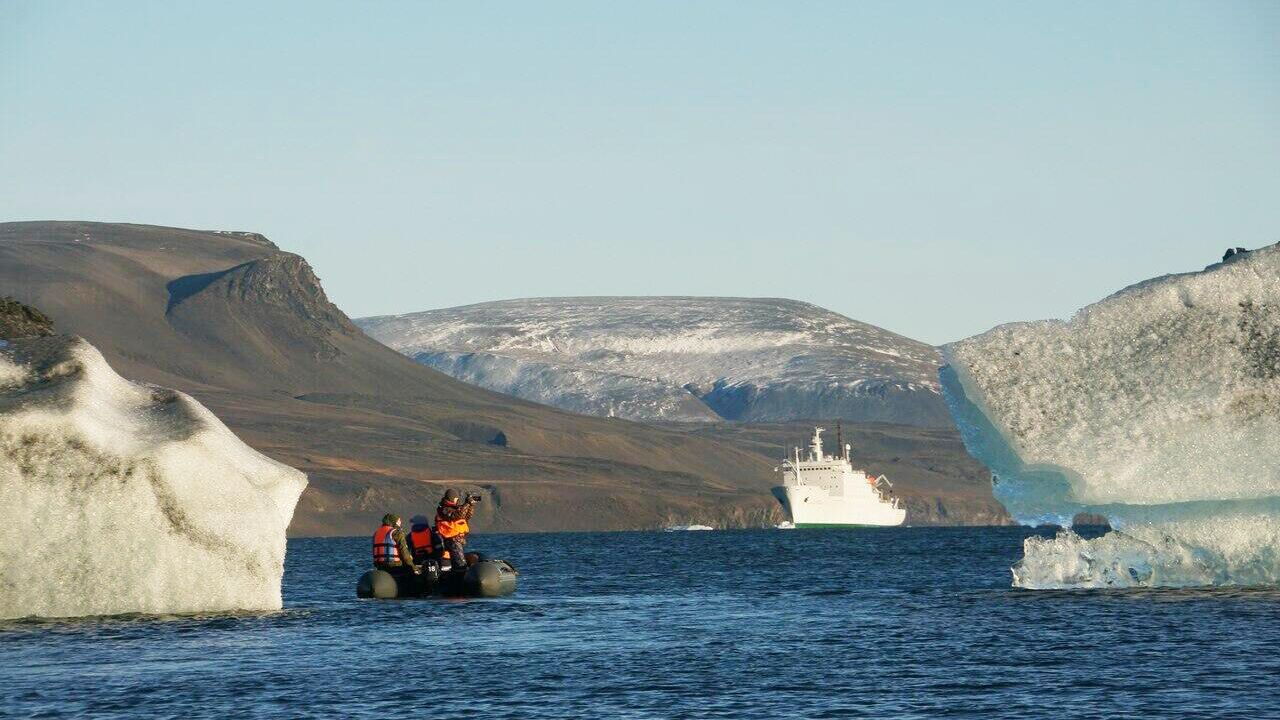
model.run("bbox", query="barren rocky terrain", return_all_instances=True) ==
[1,221,1005,534]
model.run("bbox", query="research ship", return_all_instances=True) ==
[773,425,906,527]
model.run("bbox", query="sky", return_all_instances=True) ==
[1,1,1277,345]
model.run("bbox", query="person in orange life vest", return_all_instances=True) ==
[436,488,478,569]
[372,513,419,575]
[407,514,441,565]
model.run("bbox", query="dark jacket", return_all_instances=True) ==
[436,501,474,521]
[436,500,474,534]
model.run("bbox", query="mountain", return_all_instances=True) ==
[0,222,1005,532]
[357,297,950,426]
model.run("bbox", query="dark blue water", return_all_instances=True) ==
[3,528,1279,719]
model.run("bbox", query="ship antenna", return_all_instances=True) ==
[835,420,843,459]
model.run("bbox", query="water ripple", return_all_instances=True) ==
[2,528,1278,718]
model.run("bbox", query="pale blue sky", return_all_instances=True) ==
[2,1,1277,344]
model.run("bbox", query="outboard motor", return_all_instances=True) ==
[420,559,443,583]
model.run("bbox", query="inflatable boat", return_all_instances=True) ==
[357,558,518,599]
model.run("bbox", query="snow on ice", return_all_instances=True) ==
[0,336,306,619]
[941,246,1280,588]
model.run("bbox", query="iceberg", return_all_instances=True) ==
[940,246,1280,588]
[0,335,307,619]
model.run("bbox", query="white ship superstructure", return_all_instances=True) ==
[774,426,906,527]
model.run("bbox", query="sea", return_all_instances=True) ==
[3,527,1279,719]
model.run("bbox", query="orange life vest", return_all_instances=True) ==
[436,504,470,539]
[372,524,400,566]
[409,527,436,560]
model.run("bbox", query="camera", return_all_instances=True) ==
[466,492,483,504]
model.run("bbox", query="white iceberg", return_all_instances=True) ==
[941,246,1280,588]
[0,335,307,619]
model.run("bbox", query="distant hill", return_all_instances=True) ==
[0,222,1005,532]
[358,297,950,426]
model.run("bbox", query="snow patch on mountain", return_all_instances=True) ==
[358,297,949,426]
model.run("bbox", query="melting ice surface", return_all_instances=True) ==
[0,336,307,619]
[941,245,1280,588]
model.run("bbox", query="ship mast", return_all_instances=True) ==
[810,427,824,461]
[835,421,843,459]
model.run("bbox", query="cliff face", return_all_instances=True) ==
[169,253,358,335]
[166,254,359,368]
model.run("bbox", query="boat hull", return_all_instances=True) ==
[774,485,906,527]
[356,559,518,599]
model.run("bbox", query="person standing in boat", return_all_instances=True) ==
[435,488,478,570]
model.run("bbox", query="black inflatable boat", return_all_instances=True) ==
[357,559,518,599]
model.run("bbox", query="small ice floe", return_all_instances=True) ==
[663,524,714,532]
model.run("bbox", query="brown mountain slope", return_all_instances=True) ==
[0,222,786,533]
[0,221,1003,533]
